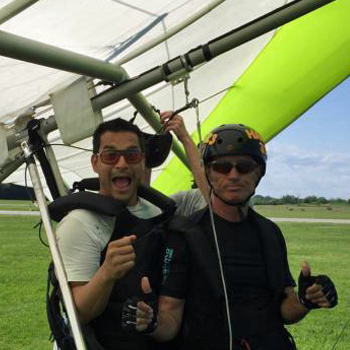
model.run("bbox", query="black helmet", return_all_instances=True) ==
[201,124,267,175]
[143,131,172,168]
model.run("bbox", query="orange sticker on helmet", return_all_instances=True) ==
[259,142,267,156]
[204,133,218,145]
[245,129,264,142]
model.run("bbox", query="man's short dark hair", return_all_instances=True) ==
[92,118,145,153]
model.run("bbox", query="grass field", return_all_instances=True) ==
[255,203,350,220]
[0,200,39,212]
[0,207,349,350]
[2,200,350,219]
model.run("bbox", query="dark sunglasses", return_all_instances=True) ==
[210,159,259,175]
[97,149,143,164]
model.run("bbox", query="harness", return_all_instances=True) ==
[92,204,171,349]
[167,208,294,348]
[46,185,176,350]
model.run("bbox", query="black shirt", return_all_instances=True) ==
[160,209,296,349]
[203,213,270,301]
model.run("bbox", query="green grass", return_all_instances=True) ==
[0,216,51,350]
[0,212,349,349]
[280,222,350,350]
[255,204,350,219]
[0,200,39,211]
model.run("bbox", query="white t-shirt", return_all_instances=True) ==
[56,198,161,282]
[170,188,254,216]
[170,188,207,216]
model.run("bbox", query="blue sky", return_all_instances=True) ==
[257,77,350,200]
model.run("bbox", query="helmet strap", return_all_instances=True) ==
[212,188,255,208]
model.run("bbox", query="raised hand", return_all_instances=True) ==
[121,276,158,334]
[102,235,136,281]
[298,260,338,309]
[136,277,158,333]
[160,111,190,142]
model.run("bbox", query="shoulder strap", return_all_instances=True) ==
[48,192,126,222]
[138,185,176,216]
[46,262,76,350]
[167,210,224,298]
[249,209,286,290]
[48,184,176,222]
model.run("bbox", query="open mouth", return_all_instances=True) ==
[112,176,132,190]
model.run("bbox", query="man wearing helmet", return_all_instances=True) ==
[200,124,266,214]
[132,124,338,350]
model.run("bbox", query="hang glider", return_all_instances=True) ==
[0,0,349,349]
[1,0,348,198]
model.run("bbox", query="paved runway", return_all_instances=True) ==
[0,210,40,216]
[270,217,350,224]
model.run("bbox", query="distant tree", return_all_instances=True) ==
[252,195,265,205]
[316,197,328,204]
[281,195,300,205]
[253,195,349,206]
[303,195,318,204]
[329,198,347,205]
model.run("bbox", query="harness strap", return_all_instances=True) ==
[240,339,252,350]
[48,184,176,222]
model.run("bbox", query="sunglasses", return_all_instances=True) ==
[97,149,143,164]
[210,159,259,175]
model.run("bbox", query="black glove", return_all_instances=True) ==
[121,291,158,335]
[121,296,139,331]
[298,272,338,310]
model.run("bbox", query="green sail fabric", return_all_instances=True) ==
[153,0,350,195]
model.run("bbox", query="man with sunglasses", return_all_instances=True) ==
[55,118,179,349]
[137,124,338,349]
[159,112,256,216]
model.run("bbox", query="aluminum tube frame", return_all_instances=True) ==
[21,141,87,350]
[0,157,23,183]
[196,0,335,60]
[127,93,190,167]
[1,0,333,179]
[115,0,226,66]
[0,30,127,83]
[39,132,69,197]
[92,0,334,110]
[0,0,40,25]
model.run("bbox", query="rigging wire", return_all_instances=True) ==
[330,315,350,350]
[44,143,92,153]
[191,79,349,350]
[199,83,235,105]
[207,190,233,350]
[33,220,49,248]
[22,142,94,249]
[157,98,199,133]
[181,78,233,350]
[160,18,175,111]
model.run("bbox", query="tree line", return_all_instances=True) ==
[253,194,350,205]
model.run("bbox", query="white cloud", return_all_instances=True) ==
[256,142,350,200]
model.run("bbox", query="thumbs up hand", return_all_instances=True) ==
[121,277,159,334]
[298,260,338,310]
[136,277,158,333]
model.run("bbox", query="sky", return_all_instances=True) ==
[257,77,350,200]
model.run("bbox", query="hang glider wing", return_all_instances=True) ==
[153,0,350,194]
[0,0,348,197]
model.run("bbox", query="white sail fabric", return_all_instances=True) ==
[0,0,287,193]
